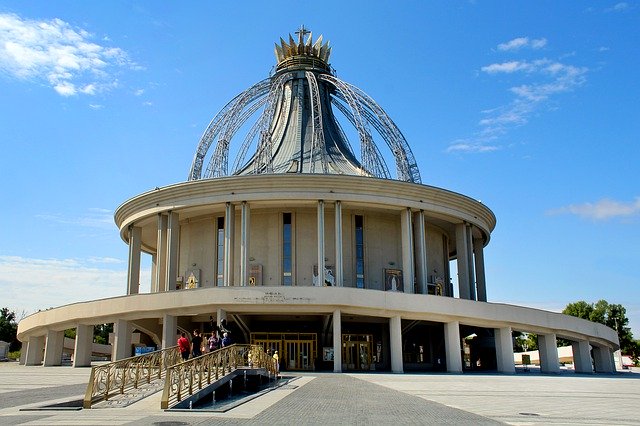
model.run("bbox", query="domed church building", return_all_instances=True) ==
[18,28,618,374]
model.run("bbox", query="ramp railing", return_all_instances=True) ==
[160,344,276,409]
[83,345,181,408]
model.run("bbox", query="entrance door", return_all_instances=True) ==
[342,334,373,370]
[250,332,316,371]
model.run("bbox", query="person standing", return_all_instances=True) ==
[208,333,218,352]
[177,332,190,361]
[273,350,280,376]
[191,329,203,358]
[221,332,231,347]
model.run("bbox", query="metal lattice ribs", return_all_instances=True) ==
[189,27,421,184]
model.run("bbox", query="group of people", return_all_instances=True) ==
[177,328,232,361]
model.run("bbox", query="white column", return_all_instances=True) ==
[317,200,325,286]
[400,208,414,294]
[572,340,593,374]
[166,211,180,291]
[389,316,403,373]
[217,308,227,332]
[473,237,486,302]
[24,335,45,366]
[538,333,560,373]
[224,202,235,286]
[151,254,157,292]
[127,226,142,295]
[156,214,168,292]
[240,201,251,286]
[455,223,475,300]
[444,321,462,373]
[162,314,177,349]
[43,329,64,366]
[495,327,515,373]
[113,319,131,361]
[593,345,615,373]
[333,309,342,372]
[413,210,427,295]
[334,201,343,287]
[73,324,93,367]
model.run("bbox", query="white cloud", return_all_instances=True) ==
[0,255,152,318]
[548,197,640,220]
[498,37,529,51]
[497,37,547,51]
[89,103,103,109]
[481,61,532,74]
[0,13,138,97]
[613,2,629,11]
[134,88,144,96]
[36,208,114,229]
[448,42,587,154]
[446,139,500,154]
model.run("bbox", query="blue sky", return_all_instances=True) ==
[1,1,639,337]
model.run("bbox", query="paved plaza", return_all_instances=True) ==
[0,362,638,425]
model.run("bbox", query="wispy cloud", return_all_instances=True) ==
[36,207,114,229]
[0,255,150,316]
[497,37,547,51]
[0,13,139,96]
[447,40,588,154]
[547,197,640,220]
[609,2,629,12]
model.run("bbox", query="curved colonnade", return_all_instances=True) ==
[17,175,619,374]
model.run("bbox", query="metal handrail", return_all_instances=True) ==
[83,345,181,408]
[160,344,276,409]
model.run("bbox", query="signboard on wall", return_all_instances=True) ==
[249,264,262,286]
[184,269,200,289]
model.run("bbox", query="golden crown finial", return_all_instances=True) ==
[274,26,331,70]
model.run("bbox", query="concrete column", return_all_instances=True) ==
[43,329,64,366]
[593,345,615,373]
[389,316,403,373]
[572,340,593,374]
[217,308,227,332]
[473,237,486,302]
[413,210,427,295]
[333,309,342,372]
[455,223,475,300]
[112,319,132,361]
[224,203,235,286]
[317,200,325,286]
[538,333,560,373]
[127,226,142,295]
[334,201,343,287]
[73,324,94,367]
[162,314,177,349]
[494,327,515,373]
[166,211,180,291]
[156,214,168,292]
[24,335,45,366]
[151,254,157,293]
[444,321,462,373]
[400,208,414,294]
[240,201,251,286]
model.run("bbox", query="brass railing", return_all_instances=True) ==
[83,345,181,409]
[160,344,276,409]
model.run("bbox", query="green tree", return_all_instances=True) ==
[0,307,22,351]
[93,323,113,344]
[513,332,538,352]
[563,299,635,356]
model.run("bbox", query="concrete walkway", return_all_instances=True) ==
[0,362,638,425]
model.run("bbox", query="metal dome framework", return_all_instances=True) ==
[189,28,421,184]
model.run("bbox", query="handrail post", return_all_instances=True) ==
[83,366,96,409]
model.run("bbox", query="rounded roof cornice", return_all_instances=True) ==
[115,174,496,244]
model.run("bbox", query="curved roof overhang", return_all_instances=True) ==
[114,174,496,252]
[17,286,619,351]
